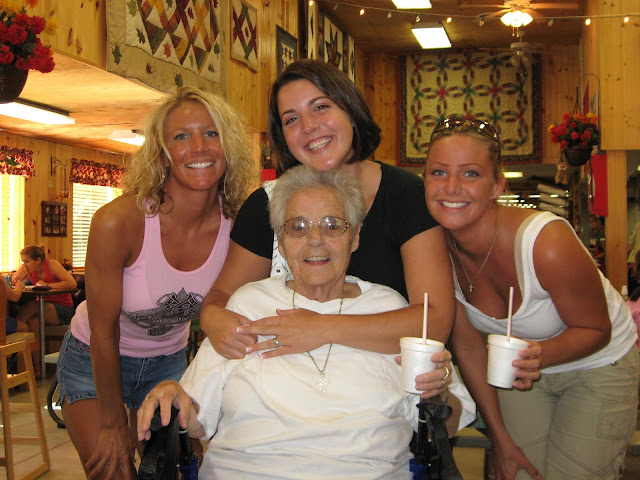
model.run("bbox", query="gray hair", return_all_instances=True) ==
[269,165,366,238]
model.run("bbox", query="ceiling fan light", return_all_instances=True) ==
[501,11,533,28]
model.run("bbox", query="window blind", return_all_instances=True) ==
[72,183,122,268]
[0,174,25,272]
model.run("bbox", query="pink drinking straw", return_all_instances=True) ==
[422,292,428,344]
[506,286,514,342]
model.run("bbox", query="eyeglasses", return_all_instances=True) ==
[282,216,349,239]
[431,117,500,144]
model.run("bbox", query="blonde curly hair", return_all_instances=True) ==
[121,87,255,218]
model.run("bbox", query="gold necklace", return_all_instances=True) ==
[450,220,498,293]
[292,289,344,394]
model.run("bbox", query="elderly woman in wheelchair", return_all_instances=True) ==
[137,166,476,479]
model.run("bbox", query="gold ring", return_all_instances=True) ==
[145,395,159,403]
[442,365,450,381]
[273,337,280,348]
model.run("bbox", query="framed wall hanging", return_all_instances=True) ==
[41,201,68,237]
[277,26,298,75]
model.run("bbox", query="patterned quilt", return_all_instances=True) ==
[107,0,227,95]
[400,53,541,167]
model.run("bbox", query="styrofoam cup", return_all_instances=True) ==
[400,337,445,394]
[487,334,529,389]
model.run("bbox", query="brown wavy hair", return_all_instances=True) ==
[121,87,256,218]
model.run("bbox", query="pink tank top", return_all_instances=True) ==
[71,204,231,357]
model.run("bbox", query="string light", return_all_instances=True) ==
[312,2,639,31]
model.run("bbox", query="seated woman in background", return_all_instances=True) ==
[3,279,29,335]
[13,244,77,328]
[138,166,475,479]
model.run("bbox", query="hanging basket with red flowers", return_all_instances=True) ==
[0,0,56,103]
[549,112,599,167]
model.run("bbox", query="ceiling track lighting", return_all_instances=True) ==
[446,17,452,23]
[387,11,392,19]
[333,3,339,10]
[479,16,485,26]
[585,17,591,25]
[359,8,364,15]
[624,15,630,23]
[548,18,554,27]
[416,14,421,22]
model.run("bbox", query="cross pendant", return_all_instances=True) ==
[318,373,328,394]
[469,284,473,293]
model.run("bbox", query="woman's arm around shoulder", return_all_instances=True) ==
[533,219,611,368]
[199,241,271,359]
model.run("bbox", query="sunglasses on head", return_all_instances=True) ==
[431,117,500,144]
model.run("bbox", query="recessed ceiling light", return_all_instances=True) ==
[392,1,432,8]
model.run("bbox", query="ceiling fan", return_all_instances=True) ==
[480,32,546,67]
[459,1,580,20]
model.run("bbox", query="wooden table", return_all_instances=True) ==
[20,287,77,379]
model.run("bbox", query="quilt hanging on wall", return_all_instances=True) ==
[106,0,227,95]
[400,53,541,167]
[231,0,258,71]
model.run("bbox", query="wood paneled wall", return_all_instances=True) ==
[2,132,124,269]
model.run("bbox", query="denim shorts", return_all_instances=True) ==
[57,331,188,410]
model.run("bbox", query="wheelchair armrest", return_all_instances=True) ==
[413,397,463,480]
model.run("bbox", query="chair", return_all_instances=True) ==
[0,284,51,479]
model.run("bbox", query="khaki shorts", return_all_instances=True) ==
[497,346,639,480]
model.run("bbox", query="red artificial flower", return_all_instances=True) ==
[29,16,45,35]
[4,24,28,45]
[562,112,571,122]
[0,44,14,64]
[570,131,579,140]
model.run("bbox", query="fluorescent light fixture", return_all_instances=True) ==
[109,129,145,146]
[392,0,431,8]
[501,10,533,27]
[504,171,523,178]
[0,100,75,125]
[411,23,451,49]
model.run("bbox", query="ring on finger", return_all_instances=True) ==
[273,337,280,348]
[442,365,450,381]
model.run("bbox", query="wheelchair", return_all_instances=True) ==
[138,397,462,480]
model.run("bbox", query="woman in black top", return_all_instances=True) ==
[200,60,455,371]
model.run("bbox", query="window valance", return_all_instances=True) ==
[0,146,35,177]
[70,158,124,187]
